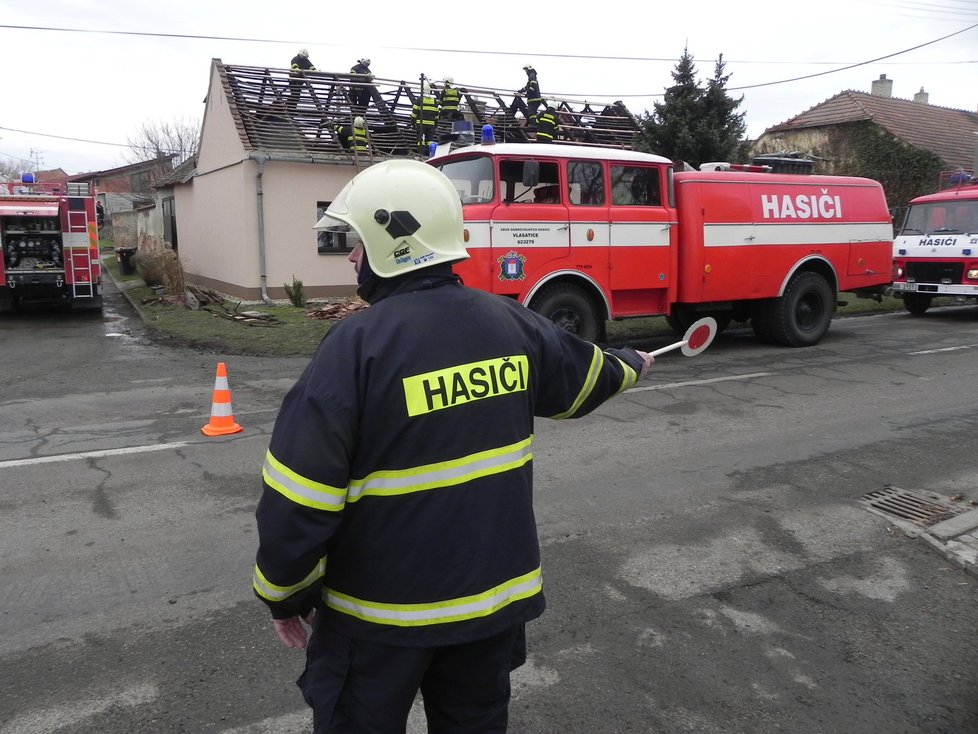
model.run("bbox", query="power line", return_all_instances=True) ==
[725,22,977,92]
[0,22,975,67]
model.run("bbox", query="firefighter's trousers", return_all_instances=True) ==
[297,617,526,733]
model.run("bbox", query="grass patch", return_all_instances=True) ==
[106,248,921,358]
[104,253,333,356]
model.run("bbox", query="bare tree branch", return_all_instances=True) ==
[125,117,201,166]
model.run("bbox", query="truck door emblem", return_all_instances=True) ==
[497,250,527,281]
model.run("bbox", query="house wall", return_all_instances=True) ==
[135,204,163,243]
[261,160,359,299]
[179,157,360,300]
[198,64,249,174]
[110,210,138,248]
[176,164,254,298]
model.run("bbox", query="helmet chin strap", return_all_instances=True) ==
[356,251,384,303]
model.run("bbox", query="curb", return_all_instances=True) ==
[917,508,978,579]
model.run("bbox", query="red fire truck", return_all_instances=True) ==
[0,175,102,312]
[429,141,893,346]
[890,169,978,314]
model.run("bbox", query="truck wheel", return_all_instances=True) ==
[768,272,835,347]
[531,283,604,343]
[902,293,932,315]
[665,306,696,335]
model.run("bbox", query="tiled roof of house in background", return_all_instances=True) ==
[766,91,978,169]
[152,155,197,188]
[215,60,640,159]
[68,155,179,183]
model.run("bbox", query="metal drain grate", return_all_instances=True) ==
[860,485,961,527]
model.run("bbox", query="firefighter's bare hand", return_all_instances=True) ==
[272,611,316,649]
[636,351,654,379]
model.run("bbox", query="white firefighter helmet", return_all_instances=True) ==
[315,160,468,279]
[359,58,371,66]
[422,81,431,94]
[443,75,454,84]
[523,63,534,72]
[353,116,365,128]
[546,99,557,109]
[298,48,309,58]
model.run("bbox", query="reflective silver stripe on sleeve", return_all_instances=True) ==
[262,450,347,511]
[253,557,326,602]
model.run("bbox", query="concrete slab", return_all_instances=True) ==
[927,508,978,540]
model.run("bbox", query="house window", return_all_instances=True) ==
[131,170,152,194]
[317,201,352,254]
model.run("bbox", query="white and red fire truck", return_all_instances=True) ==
[890,169,978,314]
[429,140,893,346]
[0,176,102,312]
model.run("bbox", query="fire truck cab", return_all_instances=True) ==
[430,140,893,346]
[891,170,978,314]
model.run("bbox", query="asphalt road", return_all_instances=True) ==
[1,279,977,733]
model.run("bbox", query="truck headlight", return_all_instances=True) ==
[967,269,978,280]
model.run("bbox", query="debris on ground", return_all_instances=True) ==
[140,285,283,326]
[306,300,370,320]
[205,301,283,326]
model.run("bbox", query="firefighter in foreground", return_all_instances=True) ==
[252,160,653,733]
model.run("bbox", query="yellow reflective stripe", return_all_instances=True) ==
[253,557,326,603]
[610,354,638,392]
[324,567,543,626]
[347,437,532,501]
[550,344,603,419]
[262,450,347,511]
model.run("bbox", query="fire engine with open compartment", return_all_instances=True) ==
[429,138,894,346]
[0,175,102,312]
[891,169,978,315]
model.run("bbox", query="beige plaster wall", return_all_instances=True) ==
[260,161,359,297]
[198,63,248,175]
[178,159,362,300]
[175,164,256,293]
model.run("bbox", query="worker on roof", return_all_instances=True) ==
[535,99,559,143]
[334,117,369,154]
[291,48,316,72]
[517,64,543,126]
[438,76,462,121]
[411,80,439,155]
[253,159,653,733]
[349,58,373,116]
[288,48,316,108]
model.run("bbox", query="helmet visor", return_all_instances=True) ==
[314,213,363,250]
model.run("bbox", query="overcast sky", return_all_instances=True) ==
[1,0,975,175]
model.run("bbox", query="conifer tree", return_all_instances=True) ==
[638,48,746,168]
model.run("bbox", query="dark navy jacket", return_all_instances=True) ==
[254,274,642,646]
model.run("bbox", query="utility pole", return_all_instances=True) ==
[29,149,44,171]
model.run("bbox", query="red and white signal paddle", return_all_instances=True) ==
[648,317,718,358]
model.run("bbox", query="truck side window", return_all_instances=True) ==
[611,165,661,206]
[499,160,559,203]
[568,161,605,206]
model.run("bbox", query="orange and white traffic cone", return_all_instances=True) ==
[201,362,243,436]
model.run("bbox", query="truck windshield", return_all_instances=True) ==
[433,156,495,205]
[901,201,978,235]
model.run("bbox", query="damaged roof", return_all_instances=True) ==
[215,61,641,159]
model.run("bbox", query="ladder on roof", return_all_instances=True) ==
[65,210,95,299]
